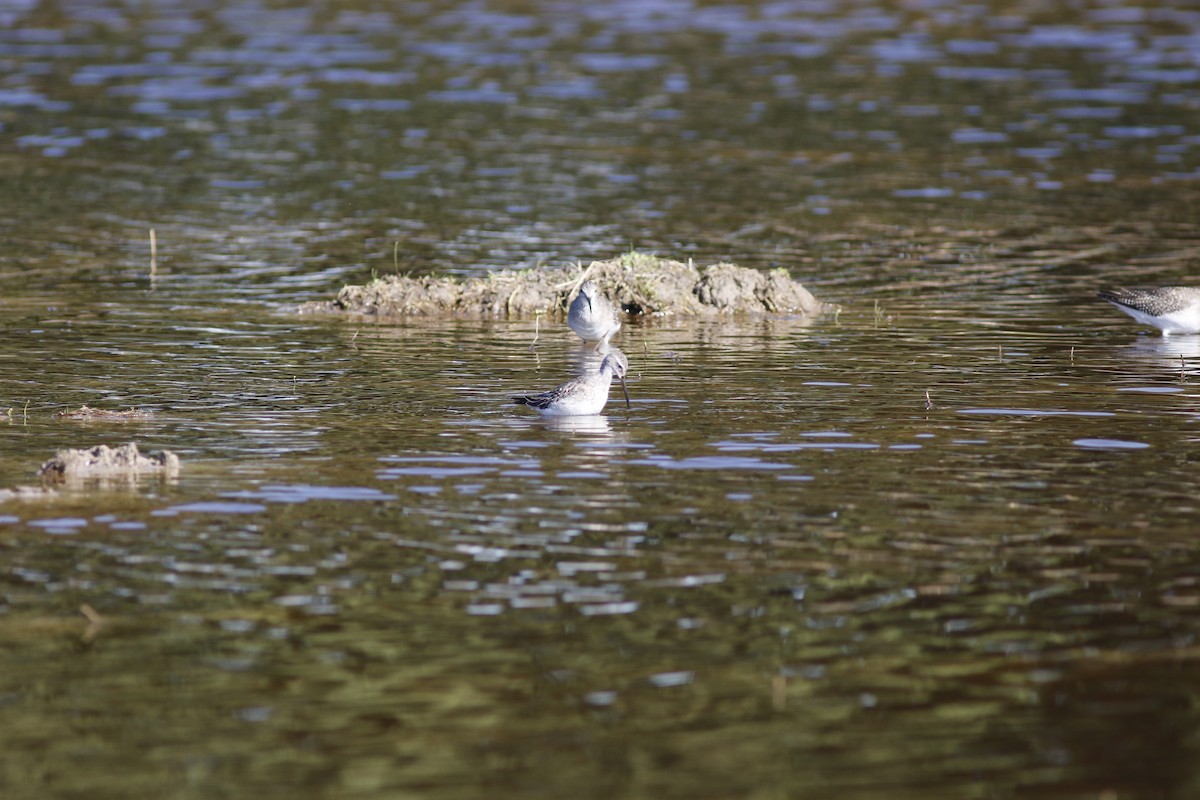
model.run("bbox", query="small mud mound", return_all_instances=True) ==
[39,442,180,481]
[695,263,823,314]
[57,405,154,421]
[298,252,826,319]
[314,269,564,318]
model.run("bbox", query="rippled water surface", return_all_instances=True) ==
[3,1,1200,797]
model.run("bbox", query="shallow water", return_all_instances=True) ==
[3,1,1200,798]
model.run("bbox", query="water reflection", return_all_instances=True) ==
[565,340,611,375]
[1120,333,1200,375]
[541,414,614,436]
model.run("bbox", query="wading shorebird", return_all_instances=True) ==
[513,350,631,416]
[567,280,622,349]
[1098,287,1200,335]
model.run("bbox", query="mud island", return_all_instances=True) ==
[298,252,827,319]
[39,442,180,481]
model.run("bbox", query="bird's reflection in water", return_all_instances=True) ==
[566,340,612,376]
[1121,334,1200,380]
[542,414,613,436]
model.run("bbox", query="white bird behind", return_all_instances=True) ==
[567,280,622,349]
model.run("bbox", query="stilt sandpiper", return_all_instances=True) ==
[568,280,622,349]
[513,349,631,416]
[1099,287,1200,335]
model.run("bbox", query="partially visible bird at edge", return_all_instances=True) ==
[1098,286,1200,335]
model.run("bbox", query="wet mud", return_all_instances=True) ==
[38,442,180,481]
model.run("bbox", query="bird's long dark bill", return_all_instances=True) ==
[619,376,631,409]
